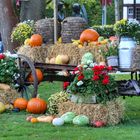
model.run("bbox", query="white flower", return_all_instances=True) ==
[4,51,18,58]
[77,81,84,86]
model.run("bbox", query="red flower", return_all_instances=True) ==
[74,67,79,71]
[63,82,70,90]
[0,54,5,60]
[104,75,109,79]
[102,78,109,85]
[93,75,100,81]
[94,71,101,75]
[99,65,105,71]
[78,74,84,81]
[92,65,100,71]
[107,66,113,71]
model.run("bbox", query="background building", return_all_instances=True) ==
[123,0,140,22]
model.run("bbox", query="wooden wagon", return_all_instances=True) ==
[16,54,140,99]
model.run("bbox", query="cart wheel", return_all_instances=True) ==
[15,54,38,99]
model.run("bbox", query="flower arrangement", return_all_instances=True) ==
[100,40,119,59]
[67,65,118,103]
[0,52,19,85]
[11,20,34,44]
[114,19,140,38]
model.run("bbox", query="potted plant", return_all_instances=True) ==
[67,65,118,104]
[100,41,119,67]
[114,19,140,69]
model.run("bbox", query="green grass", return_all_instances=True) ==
[1,81,140,140]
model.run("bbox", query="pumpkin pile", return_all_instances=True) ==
[12,96,47,114]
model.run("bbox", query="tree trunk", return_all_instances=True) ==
[20,0,45,22]
[0,0,18,52]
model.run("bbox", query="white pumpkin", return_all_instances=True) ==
[61,55,69,64]
[49,57,56,64]
[52,118,64,126]
[0,102,5,113]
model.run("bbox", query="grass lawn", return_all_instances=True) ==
[0,77,140,140]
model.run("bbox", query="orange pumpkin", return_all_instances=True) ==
[80,29,99,43]
[28,69,43,83]
[29,34,43,47]
[26,98,47,114]
[14,98,28,110]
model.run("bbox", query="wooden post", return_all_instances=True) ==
[0,0,18,52]
[102,0,107,25]
[114,0,120,22]
[53,0,58,44]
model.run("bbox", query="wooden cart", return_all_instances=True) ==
[16,54,140,99]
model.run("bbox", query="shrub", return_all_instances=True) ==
[92,25,115,38]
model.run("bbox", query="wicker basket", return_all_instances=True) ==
[35,18,61,44]
[61,17,88,43]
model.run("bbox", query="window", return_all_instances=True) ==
[128,7,134,16]
[136,7,140,21]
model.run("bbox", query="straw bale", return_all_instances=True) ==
[58,99,124,125]
[17,45,48,63]
[0,89,20,104]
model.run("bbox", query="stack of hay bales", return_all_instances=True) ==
[61,17,88,43]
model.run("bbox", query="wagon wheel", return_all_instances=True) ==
[15,54,38,99]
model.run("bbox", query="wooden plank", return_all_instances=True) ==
[34,63,77,71]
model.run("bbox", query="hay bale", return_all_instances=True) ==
[47,43,105,65]
[58,99,124,125]
[0,89,20,104]
[17,45,48,63]
[47,43,80,65]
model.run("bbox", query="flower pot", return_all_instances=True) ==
[107,56,118,67]
[70,94,97,104]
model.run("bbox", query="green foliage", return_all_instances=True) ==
[100,42,119,59]
[0,55,19,85]
[45,0,115,26]
[93,25,115,38]
[48,91,69,114]
[114,19,140,38]
[11,21,34,44]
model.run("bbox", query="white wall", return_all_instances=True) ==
[123,7,128,19]
[124,0,140,4]
[124,0,134,4]
[136,0,140,4]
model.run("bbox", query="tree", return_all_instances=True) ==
[0,0,18,52]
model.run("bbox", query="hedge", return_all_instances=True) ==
[92,25,115,38]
